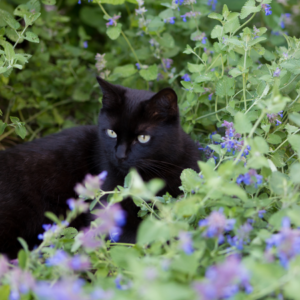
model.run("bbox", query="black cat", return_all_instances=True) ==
[0,77,199,258]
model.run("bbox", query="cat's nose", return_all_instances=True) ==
[116,144,127,161]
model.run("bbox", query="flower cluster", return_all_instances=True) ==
[164,17,176,24]
[193,256,252,300]
[77,203,127,249]
[262,4,272,15]
[178,231,194,255]
[38,223,61,240]
[280,13,292,28]
[266,217,300,268]
[228,220,253,250]
[106,15,121,27]
[207,0,217,11]
[95,53,110,78]
[221,121,251,157]
[74,171,107,198]
[46,250,90,271]
[180,11,201,22]
[181,73,191,81]
[236,169,263,188]
[273,67,281,77]
[135,0,147,15]
[199,209,235,243]
[267,111,283,126]
[198,132,218,161]
[162,58,173,70]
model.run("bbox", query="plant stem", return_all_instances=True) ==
[233,13,257,36]
[194,108,226,121]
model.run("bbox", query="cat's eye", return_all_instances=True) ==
[106,129,117,138]
[137,135,151,144]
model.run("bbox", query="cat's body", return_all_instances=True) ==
[0,78,199,258]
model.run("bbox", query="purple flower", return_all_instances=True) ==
[199,209,235,243]
[181,73,191,82]
[79,228,103,249]
[266,217,300,268]
[68,255,90,271]
[267,111,283,126]
[228,220,253,250]
[46,250,68,267]
[0,256,9,278]
[115,275,132,290]
[83,41,88,48]
[67,198,89,213]
[193,256,252,300]
[208,93,213,100]
[135,7,147,15]
[262,4,272,15]
[181,15,187,22]
[164,17,175,24]
[136,63,141,70]
[220,121,251,157]
[35,279,86,300]
[202,36,208,44]
[280,13,291,28]
[178,231,194,255]
[78,0,81,3]
[207,0,217,11]
[273,67,281,77]
[91,288,114,300]
[162,58,173,70]
[175,0,184,4]
[106,15,121,27]
[237,169,263,188]
[258,210,266,218]
[38,224,59,240]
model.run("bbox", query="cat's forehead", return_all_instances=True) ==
[123,88,154,104]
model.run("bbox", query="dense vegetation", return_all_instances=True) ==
[1,0,300,299]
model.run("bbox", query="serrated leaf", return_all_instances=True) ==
[208,12,223,21]
[240,0,260,19]
[229,68,242,77]
[0,9,20,30]
[106,23,122,40]
[0,120,7,135]
[180,168,201,192]
[288,135,300,155]
[139,65,158,81]
[267,134,282,144]
[248,36,267,47]
[14,0,41,17]
[281,59,300,75]
[112,64,137,78]
[289,112,300,126]
[234,112,252,134]
[216,76,235,97]
[224,13,240,34]
[24,31,39,43]
[227,38,244,48]
[211,25,223,39]
[15,124,27,139]
[4,42,15,61]
[187,63,204,73]
[194,74,212,83]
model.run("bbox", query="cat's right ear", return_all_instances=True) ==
[97,77,122,110]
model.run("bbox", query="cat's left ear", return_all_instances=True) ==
[145,88,178,119]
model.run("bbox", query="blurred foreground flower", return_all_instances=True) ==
[228,220,253,250]
[178,231,194,255]
[193,256,252,300]
[0,255,9,278]
[266,217,300,268]
[267,111,283,126]
[199,209,235,243]
[236,169,263,188]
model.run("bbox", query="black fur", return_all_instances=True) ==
[0,78,199,258]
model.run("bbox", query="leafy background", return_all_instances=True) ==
[1,0,300,299]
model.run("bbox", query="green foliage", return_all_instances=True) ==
[0,0,300,299]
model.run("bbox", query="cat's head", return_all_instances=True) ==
[97,77,182,175]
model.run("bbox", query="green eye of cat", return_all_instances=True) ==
[138,135,151,144]
[106,129,117,138]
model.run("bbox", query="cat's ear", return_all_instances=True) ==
[96,77,123,110]
[145,88,178,119]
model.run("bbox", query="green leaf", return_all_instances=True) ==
[224,13,240,34]
[112,64,137,78]
[267,134,282,144]
[281,59,300,75]
[0,121,7,135]
[140,64,158,81]
[17,249,27,269]
[240,0,260,19]
[106,23,122,40]
[227,38,244,48]
[42,0,56,4]
[187,63,204,73]
[0,9,20,30]
[148,17,164,32]
[208,12,223,21]
[229,68,242,78]
[289,163,300,184]
[216,76,235,97]
[98,0,125,4]
[4,42,15,61]
[0,67,8,75]
[194,74,212,83]
[289,112,300,126]
[14,0,41,17]
[211,25,223,39]
[269,172,289,195]
[288,134,300,155]
[180,168,201,192]
[15,124,27,139]
[248,36,267,47]
[234,112,252,134]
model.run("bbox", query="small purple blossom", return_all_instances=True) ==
[135,7,147,15]
[202,36,208,44]
[258,210,266,218]
[180,11,201,22]
[164,17,176,24]
[178,231,194,255]
[38,224,59,240]
[175,0,184,4]
[78,0,81,3]
[221,121,251,157]
[0,256,9,278]
[115,275,132,290]
[228,220,253,250]
[266,217,300,268]
[106,15,121,27]
[199,209,236,243]
[46,250,68,267]
[280,13,291,28]
[181,73,191,81]
[262,4,272,15]
[83,41,88,48]
[162,58,173,70]
[136,63,141,70]
[236,169,263,188]
[208,93,213,100]
[207,0,217,11]
[79,228,103,249]
[273,67,281,77]
[267,111,283,126]
[68,255,90,271]
[193,256,252,300]
[67,198,89,213]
